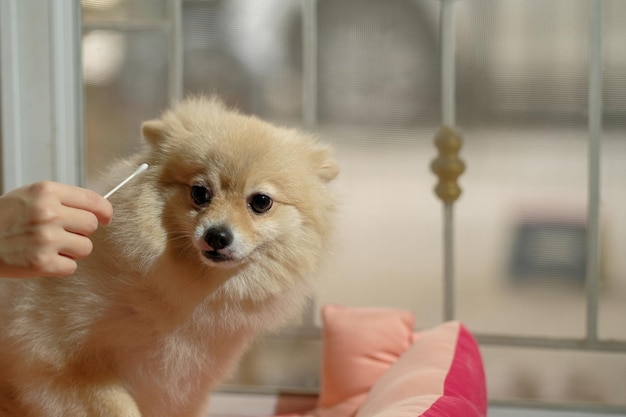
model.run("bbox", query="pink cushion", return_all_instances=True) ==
[356,321,487,417]
[276,305,486,417]
[317,304,415,417]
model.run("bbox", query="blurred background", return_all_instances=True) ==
[78,0,626,409]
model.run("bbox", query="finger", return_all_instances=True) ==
[57,185,114,225]
[58,205,100,237]
[2,256,78,278]
[58,232,94,261]
[21,245,79,277]
[40,255,79,277]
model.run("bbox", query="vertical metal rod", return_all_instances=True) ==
[301,0,319,328]
[168,0,183,102]
[443,203,455,321]
[301,0,318,130]
[440,0,456,321]
[440,0,456,127]
[51,0,83,186]
[586,0,603,343]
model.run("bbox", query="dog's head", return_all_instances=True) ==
[135,97,338,300]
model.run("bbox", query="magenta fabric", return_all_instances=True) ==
[355,321,487,417]
[421,325,487,417]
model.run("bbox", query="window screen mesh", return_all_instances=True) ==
[455,0,591,339]
[81,0,626,408]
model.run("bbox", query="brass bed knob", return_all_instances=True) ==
[431,126,465,203]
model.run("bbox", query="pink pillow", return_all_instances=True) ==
[356,321,487,417]
[280,305,486,417]
[316,304,415,417]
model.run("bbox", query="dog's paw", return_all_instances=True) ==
[12,379,141,417]
[85,384,142,417]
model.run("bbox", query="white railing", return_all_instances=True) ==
[432,0,626,355]
[437,0,459,322]
[431,0,625,412]
[586,0,603,347]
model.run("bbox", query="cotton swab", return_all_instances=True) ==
[104,163,149,199]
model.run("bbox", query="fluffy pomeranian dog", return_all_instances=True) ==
[0,97,339,417]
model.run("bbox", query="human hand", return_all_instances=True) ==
[0,181,113,278]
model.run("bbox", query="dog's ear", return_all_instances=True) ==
[315,146,340,182]
[141,120,167,144]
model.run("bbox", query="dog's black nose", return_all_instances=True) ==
[204,226,233,251]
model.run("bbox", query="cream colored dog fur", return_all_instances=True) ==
[0,97,338,417]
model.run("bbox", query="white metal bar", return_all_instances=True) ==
[272,327,626,354]
[168,0,184,102]
[439,0,457,321]
[443,203,455,321]
[82,19,171,32]
[489,399,626,415]
[51,0,84,186]
[300,0,319,326]
[440,0,456,127]
[476,333,626,353]
[301,0,318,130]
[586,0,603,344]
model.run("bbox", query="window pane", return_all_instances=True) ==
[82,1,169,185]
[316,0,439,125]
[82,0,167,22]
[182,0,302,122]
[455,0,590,338]
[313,0,442,326]
[484,346,626,407]
[311,0,442,324]
[599,0,626,341]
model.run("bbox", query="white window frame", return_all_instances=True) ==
[1,0,83,190]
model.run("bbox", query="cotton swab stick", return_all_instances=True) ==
[104,163,149,199]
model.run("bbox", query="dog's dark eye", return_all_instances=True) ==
[248,193,273,214]
[191,184,213,206]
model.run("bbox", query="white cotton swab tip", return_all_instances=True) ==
[104,163,149,199]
